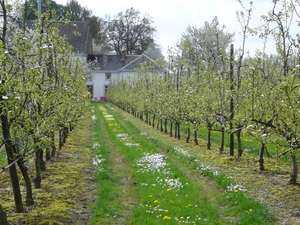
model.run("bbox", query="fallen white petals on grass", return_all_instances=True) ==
[174,146,191,157]
[92,142,100,149]
[104,114,115,120]
[93,154,105,166]
[156,177,183,189]
[116,133,129,141]
[93,154,105,173]
[136,153,171,174]
[124,142,140,147]
[226,184,247,192]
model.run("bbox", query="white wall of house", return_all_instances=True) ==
[92,70,135,100]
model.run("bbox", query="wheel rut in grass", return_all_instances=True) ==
[99,117,137,224]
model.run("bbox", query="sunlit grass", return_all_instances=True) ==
[90,103,277,225]
[0,150,6,168]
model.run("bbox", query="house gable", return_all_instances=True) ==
[89,53,153,100]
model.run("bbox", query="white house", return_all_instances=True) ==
[87,51,153,100]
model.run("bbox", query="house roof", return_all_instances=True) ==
[88,53,153,71]
[25,20,92,55]
[58,21,90,54]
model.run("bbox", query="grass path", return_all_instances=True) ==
[90,103,277,225]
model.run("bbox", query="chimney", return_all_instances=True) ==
[85,17,91,25]
[121,50,126,63]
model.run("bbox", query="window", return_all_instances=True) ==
[105,72,111,80]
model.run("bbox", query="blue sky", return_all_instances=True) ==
[55,0,299,57]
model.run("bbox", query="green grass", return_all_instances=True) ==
[90,103,277,225]
[0,150,6,168]
[145,113,291,162]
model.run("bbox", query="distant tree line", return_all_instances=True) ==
[24,0,163,59]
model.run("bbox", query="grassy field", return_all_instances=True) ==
[90,103,277,225]
[1,102,299,224]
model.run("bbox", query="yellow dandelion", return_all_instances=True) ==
[234,189,239,193]
[167,188,171,192]
[148,195,152,198]
[179,216,184,219]
[249,208,253,212]
[164,209,169,212]
[163,216,171,220]
[186,203,192,208]
[154,200,159,204]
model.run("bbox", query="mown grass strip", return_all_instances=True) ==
[91,103,277,225]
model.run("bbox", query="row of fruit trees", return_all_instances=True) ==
[0,1,90,223]
[107,1,300,189]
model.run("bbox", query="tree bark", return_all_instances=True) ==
[170,122,173,137]
[1,114,24,212]
[177,123,180,140]
[17,159,34,206]
[259,142,265,171]
[237,129,243,157]
[290,152,298,185]
[164,119,168,134]
[40,149,46,171]
[194,127,198,145]
[220,127,225,154]
[50,131,56,158]
[186,127,190,143]
[229,44,235,156]
[207,128,211,150]
[34,148,42,188]
[59,129,63,150]
[152,114,155,127]
[0,205,8,225]
[160,119,163,132]
[13,139,34,205]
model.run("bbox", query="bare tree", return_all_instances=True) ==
[106,7,157,55]
[66,0,92,21]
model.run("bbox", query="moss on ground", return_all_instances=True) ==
[0,118,96,225]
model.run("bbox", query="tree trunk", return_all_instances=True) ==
[34,148,42,188]
[1,114,24,212]
[40,149,46,171]
[13,141,34,206]
[259,142,265,171]
[139,112,143,121]
[290,152,298,185]
[220,127,225,154]
[237,129,243,158]
[170,122,173,137]
[51,131,56,158]
[145,112,148,124]
[59,129,63,150]
[186,127,190,143]
[194,127,198,145]
[160,119,163,132]
[63,126,68,144]
[152,114,155,127]
[174,123,177,139]
[17,159,34,206]
[45,149,51,161]
[229,44,235,156]
[0,205,8,225]
[164,119,168,134]
[177,123,180,140]
[207,129,211,150]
